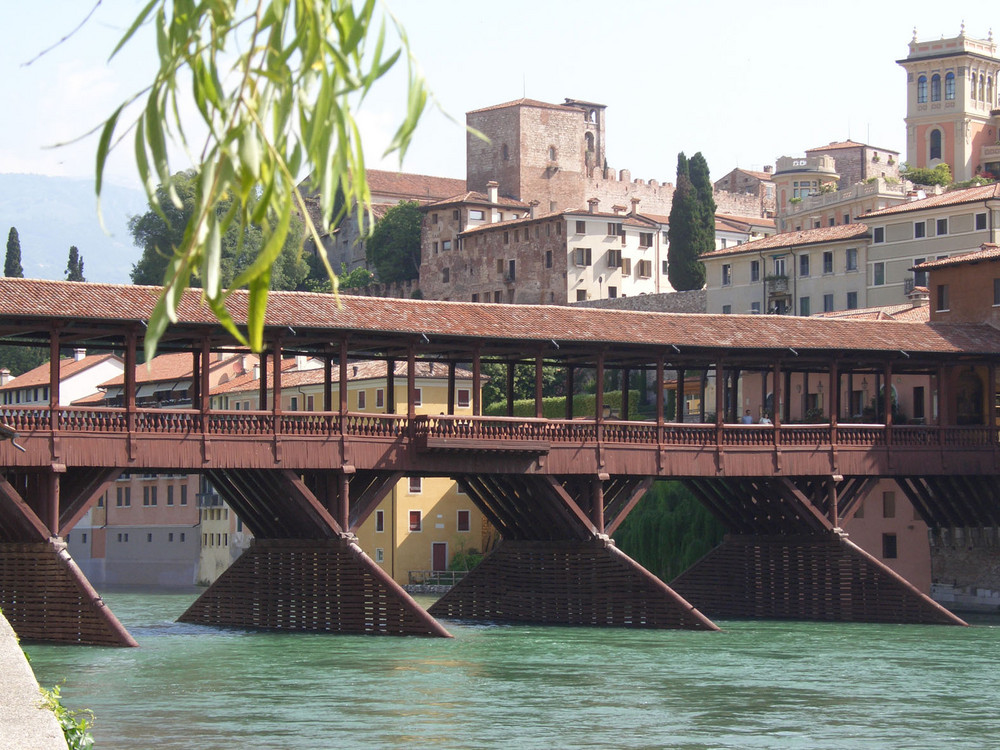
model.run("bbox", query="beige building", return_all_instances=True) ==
[211,359,489,585]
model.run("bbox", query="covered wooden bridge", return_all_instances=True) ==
[1,278,998,645]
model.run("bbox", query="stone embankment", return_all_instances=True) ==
[0,612,67,749]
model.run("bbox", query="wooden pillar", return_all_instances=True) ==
[124,328,137,432]
[506,362,515,417]
[200,337,211,428]
[386,358,396,414]
[323,354,333,412]
[565,366,575,420]
[802,371,810,420]
[591,477,605,534]
[595,352,605,441]
[49,327,61,430]
[830,360,840,443]
[847,372,854,420]
[884,361,893,447]
[827,476,840,528]
[272,336,283,419]
[783,368,792,423]
[339,472,350,531]
[406,344,416,421]
[760,367,768,419]
[656,357,664,442]
[339,340,349,420]
[535,354,544,419]
[989,362,997,431]
[46,468,60,537]
[699,370,706,423]
[676,369,685,423]
[258,350,268,410]
[621,367,630,421]
[937,365,947,425]
[447,362,456,416]
[773,361,783,432]
[192,349,201,408]
[471,348,480,417]
[714,363,724,445]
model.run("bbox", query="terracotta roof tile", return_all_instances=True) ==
[701,224,869,258]
[0,354,121,391]
[2,278,1000,358]
[467,98,581,115]
[423,191,528,209]
[813,303,929,322]
[805,140,897,153]
[99,351,253,387]
[365,169,466,201]
[861,184,1000,218]
[914,243,1000,270]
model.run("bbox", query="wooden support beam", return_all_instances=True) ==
[0,476,51,541]
[58,467,122,537]
[605,476,654,537]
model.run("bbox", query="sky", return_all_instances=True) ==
[1,1,998,191]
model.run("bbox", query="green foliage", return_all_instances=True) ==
[480,362,563,411]
[65,246,86,281]
[97,0,429,358]
[1,345,47,377]
[5,227,23,278]
[40,684,94,750]
[365,200,422,283]
[449,547,484,571]
[901,163,952,186]
[614,481,725,582]
[952,175,997,189]
[129,171,310,292]
[338,263,376,290]
[667,152,712,291]
[483,390,640,418]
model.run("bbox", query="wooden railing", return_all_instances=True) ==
[2,406,998,450]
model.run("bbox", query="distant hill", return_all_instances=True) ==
[0,174,148,284]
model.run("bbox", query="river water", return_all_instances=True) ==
[24,587,1000,749]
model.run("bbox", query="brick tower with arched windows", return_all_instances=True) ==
[899,26,1000,182]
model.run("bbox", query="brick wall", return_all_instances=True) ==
[572,289,706,313]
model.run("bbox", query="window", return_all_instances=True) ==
[930,129,942,161]
[457,509,471,532]
[607,249,622,268]
[574,247,592,267]
[721,264,732,286]
[799,254,810,277]
[576,290,587,301]
[506,260,515,281]
[167,485,174,506]
[914,221,926,238]
[306,395,314,411]
[358,390,366,409]
[843,214,850,225]
[883,491,896,518]
[637,260,652,278]
[945,71,955,100]
[799,296,810,317]
[977,213,988,231]
[503,231,509,244]
[930,73,941,102]
[773,257,786,277]
[822,252,833,274]
[375,548,384,563]
[750,301,761,314]
[181,486,187,505]
[289,396,298,412]
[750,260,760,282]
[408,476,422,494]
[936,283,949,311]
[847,291,858,309]
[375,509,385,532]
[872,227,884,244]
[147,533,153,543]
[575,220,586,234]
[432,213,438,224]
[607,222,622,237]
[545,250,552,268]
[501,144,509,161]
[722,304,732,314]
[548,145,557,161]
[917,75,927,103]
[621,258,632,275]
[662,260,669,275]
[607,286,617,298]
[442,240,452,252]
[408,510,422,532]
[936,218,948,236]
[846,248,858,271]
[412,388,421,406]
[180,532,185,542]
[442,267,450,283]
[882,533,898,560]
[873,262,885,286]
[639,232,653,248]
[470,209,484,221]
[823,293,834,312]
[168,533,173,542]
[457,389,470,408]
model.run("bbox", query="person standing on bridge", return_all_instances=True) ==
[742,409,753,424]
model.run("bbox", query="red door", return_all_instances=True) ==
[432,542,447,572]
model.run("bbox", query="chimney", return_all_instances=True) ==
[487,180,499,205]
[908,286,930,307]
[763,165,773,174]
[253,364,260,380]
[529,200,539,219]
[0,368,10,386]
[73,348,86,361]
[612,205,626,216]
[630,197,641,216]
[295,355,308,371]
[587,198,599,214]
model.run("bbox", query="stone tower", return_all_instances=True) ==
[466,98,607,211]
[898,26,1000,181]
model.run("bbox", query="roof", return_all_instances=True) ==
[813,303,929,323]
[0,353,120,391]
[2,278,1000,359]
[423,191,528,210]
[366,170,466,202]
[212,360,473,395]
[861,183,1000,219]
[715,168,774,183]
[700,224,869,259]
[914,244,1000,270]
[99,351,252,387]
[467,98,581,115]
[806,140,898,154]
[716,213,776,229]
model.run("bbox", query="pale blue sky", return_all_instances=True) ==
[2,1,997,190]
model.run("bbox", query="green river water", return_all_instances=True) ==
[23,588,1000,749]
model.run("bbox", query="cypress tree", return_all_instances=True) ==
[667,153,705,291]
[5,227,23,278]
[65,246,86,281]
[689,151,717,252]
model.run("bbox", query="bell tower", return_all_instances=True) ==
[898,25,1000,181]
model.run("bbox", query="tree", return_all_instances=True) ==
[365,201,422,283]
[689,151,716,244]
[901,163,952,187]
[667,152,715,291]
[96,1,429,358]
[65,246,86,281]
[130,171,309,292]
[5,227,23,278]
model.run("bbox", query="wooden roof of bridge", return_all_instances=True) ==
[1,278,999,367]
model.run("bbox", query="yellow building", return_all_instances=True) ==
[211,358,490,585]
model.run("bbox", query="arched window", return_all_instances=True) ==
[989,77,994,105]
[501,143,509,161]
[945,72,955,100]
[930,129,942,160]
[547,146,556,161]
[917,75,927,103]
[585,132,594,151]
[931,74,941,102]
[588,109,597,123]
[980,74,986,101]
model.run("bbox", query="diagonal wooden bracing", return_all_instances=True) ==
[895,475,1000,529]
[188,469,449,637]
[58,467,122,538]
